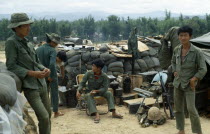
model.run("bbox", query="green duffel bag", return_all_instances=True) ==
[0,73,17,107]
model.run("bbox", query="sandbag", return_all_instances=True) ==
[108,61,123,68]
[99,44,108,52]
[151,57,160,67]
[0,70,22,92]
[155,67,163,72]
[87,64,92,70]
[134,61,141,71]
[137,59,148,72]
[87,58,101,65]
[68,55,81,63]
[100,53,116,62]
[143,56,155,69]
[66,50,80,59]
[106,71,113,75]
[90,51,100,59]
[81,51,91,62]
[0,62,7,70]
[148,46,157,56]
[0,73,17,107]
[105,59,117,65]
[69,61,80,67]
[140,51,149,57]
[112,72,122,77]
[148,68,155,71]
[100,52,111,61]
[108,67,124,73]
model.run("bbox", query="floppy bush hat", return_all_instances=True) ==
[46,33,61,44]
[7,13,33,28]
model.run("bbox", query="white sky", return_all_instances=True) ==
[0,0,209,15]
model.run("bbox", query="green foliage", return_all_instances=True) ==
[0,13,210,42]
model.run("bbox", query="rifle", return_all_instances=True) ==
[159,73,174,119]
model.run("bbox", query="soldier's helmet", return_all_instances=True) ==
[147,107,162,121]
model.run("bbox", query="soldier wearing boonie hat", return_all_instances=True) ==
[36,33,65,118]
[5,13,51,134]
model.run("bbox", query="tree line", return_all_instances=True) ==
[0,11,210,42]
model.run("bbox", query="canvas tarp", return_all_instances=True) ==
[190,32,210,47]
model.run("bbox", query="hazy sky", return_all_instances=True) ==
[0,0,209,15]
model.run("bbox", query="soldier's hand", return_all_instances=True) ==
[174,72,178,77]
[48,77,53,82]
[76,91,81,99]
[28,71,46,79]
[43,68,50,77]
[190,77,198,91]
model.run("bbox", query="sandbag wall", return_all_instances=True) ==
[64,45,162,89]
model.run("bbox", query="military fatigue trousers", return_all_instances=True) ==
[24,86,51,134]
[174,86,202,134]
[85,91,115,115]
[49,79,59,112]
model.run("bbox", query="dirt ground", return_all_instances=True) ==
[1,51,210,134]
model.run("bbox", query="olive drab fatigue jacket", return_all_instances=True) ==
[171,44,207,89]
[5,34,46,90]
[77,71,109,95]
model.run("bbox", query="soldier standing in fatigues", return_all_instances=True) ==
[76,59,123,123]
[172,26,207,134]
[5,13,51,134]
[36,33,65,118]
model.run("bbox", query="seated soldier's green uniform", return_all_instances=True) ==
[5,34,51,134]
[77,71,115,115]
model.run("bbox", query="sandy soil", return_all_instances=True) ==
[29,105,210,134]
[1,51,210,134]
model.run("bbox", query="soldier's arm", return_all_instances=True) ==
[194,50,207,80]
[49,50,57,79]
[171,48,176,73]
[34,48,45,71]
[5,40,29,80]
[77,72,89,91]
[98,75,109,94]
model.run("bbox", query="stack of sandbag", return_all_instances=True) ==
[0,73,17,107]
[86,51,101,70]
[138,46,161,72]
[107,61,124,76]
[65,50,84,89]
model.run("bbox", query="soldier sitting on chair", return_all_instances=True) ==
[76,59,123,123]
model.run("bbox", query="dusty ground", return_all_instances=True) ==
[1,51,210,134]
